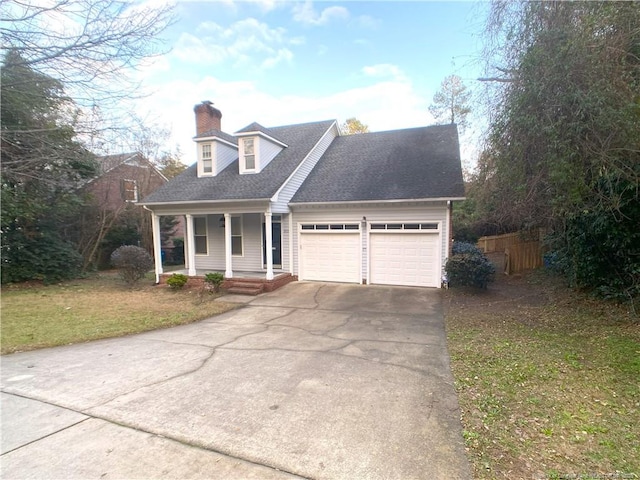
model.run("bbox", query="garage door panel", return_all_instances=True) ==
[300,233,360,283]
[370,233,439,287]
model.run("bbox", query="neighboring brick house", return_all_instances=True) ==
[82,152,184,266]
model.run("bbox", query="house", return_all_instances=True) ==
[139,101,465,290]
[82,152,184,267]
[91,152,167,208]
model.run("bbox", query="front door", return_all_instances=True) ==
[262,220,282,267]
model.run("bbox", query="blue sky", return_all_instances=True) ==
[134,1,487,165]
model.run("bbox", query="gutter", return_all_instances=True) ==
[289,197,466,207]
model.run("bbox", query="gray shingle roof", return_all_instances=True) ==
[194,128,237,145]
[140,119,336,204]
[291,124,465,203]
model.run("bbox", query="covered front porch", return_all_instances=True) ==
[147,201,293,291]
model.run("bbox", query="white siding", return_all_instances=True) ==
[213,142,238,176]
[291,202,449,283]
[281,213,290,272]
[257,136,283,172]
[270,122,339,213]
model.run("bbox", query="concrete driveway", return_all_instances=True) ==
[1,282,471,479]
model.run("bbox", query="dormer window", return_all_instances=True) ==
[202,144,212,173]
[243,138,255,170]
[235,122,287,174]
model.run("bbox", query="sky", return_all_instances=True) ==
[132,1,489,166]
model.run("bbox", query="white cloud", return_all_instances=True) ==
[353,14,380,29]
[172,18,296,70]
[135,73,433,165]
[362,64,406,81]
[246,0,280,12]
[292,1,349,26]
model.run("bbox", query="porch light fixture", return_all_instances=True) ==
[218,216,225,228]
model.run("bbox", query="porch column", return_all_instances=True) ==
[151,212,163,283]
[182,215,189,271]
[185,214,197,276]
[224,213,233,278]
[265,211,274,280]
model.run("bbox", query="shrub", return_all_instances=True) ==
[166,273,188,290]
[1,232,83,284]
[204,272,224,292]
[445,248,496,289]
[110,245,153,286]
[546,172,640,303]
[452,241,484,256]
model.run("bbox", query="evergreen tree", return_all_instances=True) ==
[1,51,96,283]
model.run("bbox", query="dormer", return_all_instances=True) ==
[234,122,288,174]
[193,101,238,178]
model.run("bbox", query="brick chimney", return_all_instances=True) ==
[194,100,222,135]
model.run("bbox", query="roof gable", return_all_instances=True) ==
[291,124,465,203]
[140,119,336,204]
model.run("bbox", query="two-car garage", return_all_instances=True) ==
[298,221,442,288]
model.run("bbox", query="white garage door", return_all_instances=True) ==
[300,226,361,283]
[370,231,440,287]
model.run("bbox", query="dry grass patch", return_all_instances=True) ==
[1,272,237,354]
[445,269,639,479]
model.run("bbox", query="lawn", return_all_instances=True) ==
[445,267,639,479]
[1,272,237,355]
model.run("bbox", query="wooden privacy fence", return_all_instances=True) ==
[504,241,544,275]
[477,232,522,254]
[477,230,545,275]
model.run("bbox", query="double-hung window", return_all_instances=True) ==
[122,179,138,202]
[243,138,255,170]
[231,216,243,256]
[202,144,212,173]
[194,216,208,255]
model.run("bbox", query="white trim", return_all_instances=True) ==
[290,197,466,206]
[185,214,197,276]
[265,212,274,280]
[445,200,452,263]
[224,213,233,278]
[270,120,338,203]
[193,215,208,255]
[367,226,442,288]
[240,137,257,174]
[193,135,238,149]
[368,221,441,232]
[235,130,288,148]
[140,199,270,207]
[122,178,138,202]
[149,210,163,283]
[288,213,294,275]
[298,219,363,284]
[231,215,244,257]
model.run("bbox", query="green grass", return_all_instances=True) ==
[1,272,237,354]
[445,272,640,479]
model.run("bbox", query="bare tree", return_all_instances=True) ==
[428,75,472,132]
[1,0,174,106]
